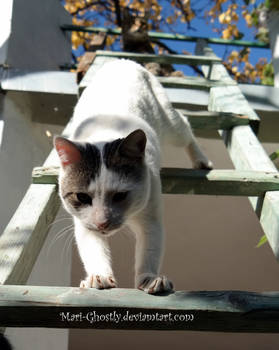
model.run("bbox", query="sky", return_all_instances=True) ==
[67,0,271,79]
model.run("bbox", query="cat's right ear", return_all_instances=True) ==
[53,136,82,168]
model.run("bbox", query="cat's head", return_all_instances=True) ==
[54,129,149,236]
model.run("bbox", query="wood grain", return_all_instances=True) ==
[0,285,279,332]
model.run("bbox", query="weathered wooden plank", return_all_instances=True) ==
[158,76,237,90]
[61,24,269,48]
[0,285,279,332]
[32,166,279,196]
[195,41,260,125]
[196,40,279,259]
[0,185,60,285]
[95,50,222,66]
[161,169,279,196]
[179,109,250,129]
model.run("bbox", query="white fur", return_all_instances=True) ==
[63,60,211,293]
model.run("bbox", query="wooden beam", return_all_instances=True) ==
[179,109,250,130]
[158,76,236,90]
[61,24,269,48]
[32,166,279,196]
[196,40,279,259]
[95,50,222,66]
[0,185,59,285]
[161,169,279,196]
[0,285,279,332]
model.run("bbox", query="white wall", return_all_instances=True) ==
[6,0,72,70]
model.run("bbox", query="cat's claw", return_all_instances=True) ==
[138,275,174,294]
[80,274,117,289]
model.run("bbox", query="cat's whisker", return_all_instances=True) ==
[46,216,72,230]
[46,224,74,258]
[60,229,75,263]
[118,226,135,245]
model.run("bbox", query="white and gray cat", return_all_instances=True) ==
[54,59,212,294]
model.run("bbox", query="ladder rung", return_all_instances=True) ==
[32,167,279,196]
[95,50,222,66]
[179,109,250,130]
[0,284,278,332]
[158,76,236,90]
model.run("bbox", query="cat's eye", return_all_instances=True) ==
[76,192,92,205]
[113,191,129,202]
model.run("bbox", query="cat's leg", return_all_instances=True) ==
[171,111,213,169]
[145,70,213,169]
[74,219,117,289]
[131,176,173,294]
[186,138,213,170]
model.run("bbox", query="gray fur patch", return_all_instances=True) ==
[60,142,101,197]
[103,138,145,181]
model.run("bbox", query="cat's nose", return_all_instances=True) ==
[96,221,110,231]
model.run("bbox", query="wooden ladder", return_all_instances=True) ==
[1,42,279,333]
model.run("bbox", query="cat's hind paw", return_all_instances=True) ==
[80,274,117,289]
[138,275,174,294]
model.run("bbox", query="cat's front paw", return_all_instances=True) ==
[137,274,174,294]
[80,274,117,289]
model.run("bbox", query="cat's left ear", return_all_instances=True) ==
[54,136,82,167]
[119,129,146,159]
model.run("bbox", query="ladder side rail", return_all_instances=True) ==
[0,110,77,285]
[0,185,59,286]
[195,39,279,259]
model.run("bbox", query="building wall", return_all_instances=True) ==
[7,0,72,70]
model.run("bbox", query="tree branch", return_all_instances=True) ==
[113,0,122,27]
[70,0,111,16]
[175,0,190,23]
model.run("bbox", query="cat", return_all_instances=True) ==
[54,59,212,294]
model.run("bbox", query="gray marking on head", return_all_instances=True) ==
[60,142,101,198]
[102,130,146,181]
[102,139,143,181]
